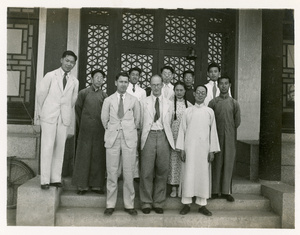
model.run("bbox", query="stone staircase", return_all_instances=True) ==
[55,177,280,228]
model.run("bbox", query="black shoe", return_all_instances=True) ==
[198,206,212,216]
[134,178,140,183]
[77,190,87,195]
[153,207,164,214]
[124,208,138,216]
[41,184,50,190]
[50,182,62,188]
[104,208,114,216]
[91,189,104,194]
[222,194,235,202]
[211,193,219,199]
[141,208,151,214]
[179,205,190,215]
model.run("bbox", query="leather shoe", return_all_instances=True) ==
[104,208,114,216]
[50,182,62,188]
[211,193,219,199]
[124,208,138,216]
[198,206,212,216]
[179,205,190,215]
[222,194,235,202]
[153,207,164,214]
[41,184,49,190]
[141,208,151,214]
[91,189,104,194]
[77,190,87,195]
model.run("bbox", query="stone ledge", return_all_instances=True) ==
[16,176,62,226]
[261,181,294,228]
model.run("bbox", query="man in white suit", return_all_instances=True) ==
[139,74,175,214]
[37,50,79,190]
[101,72,140,216]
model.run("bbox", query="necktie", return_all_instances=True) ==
[118,94,124,119]
[213,82,217,98]
[154,97,160,122]
[132,84,135,93]
[63,72,67,90]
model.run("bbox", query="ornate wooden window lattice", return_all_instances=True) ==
[85,24,109,91]
[165,15,196,45]
[121,53,153,89]
[208,32,223,66]
[122,12,154,42]
[164,56,195,83]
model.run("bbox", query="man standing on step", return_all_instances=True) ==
[37,50,78,190]
[101,72,140,216]
[176,85,220,216]
[208,76,241,202]
[139,74,175,214]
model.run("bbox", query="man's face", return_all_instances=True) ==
[207,67,220,82]
[92,72,104,89]
[161,69,173,84]
[61,55,76,73]
[151,75,163,97]
[115,76,129,94]
[129,70,140,85]
[218,78,231,94]
[183,73,194,88]
[193,86,207,104]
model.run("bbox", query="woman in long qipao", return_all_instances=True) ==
[72,69,107,195]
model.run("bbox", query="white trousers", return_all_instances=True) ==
[40,116,67,184]
[181,197,207,206]
[106,130,136,209]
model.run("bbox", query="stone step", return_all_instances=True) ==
[62,177,262,194]
[55,207,280,228]
[60,191,270,211]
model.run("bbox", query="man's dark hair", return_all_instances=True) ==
[194,84,208,94]
[91,69,105,78]
[128,67,142,75]
[183,70,195,78]
[218,75,231,84]
[207,62,220,72]
[62,50,77,62]
[160,65,174,74]
[115,71,129,81]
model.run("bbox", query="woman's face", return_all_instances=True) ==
[174,84,186,100]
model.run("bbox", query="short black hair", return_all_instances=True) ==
[218,75,231,84]
[91,69,105,78]
[207,62,220,72]
[62,50,77,62]
[160,65,174,74]
[194,84,208,94]
[128,67,142,75]
[115,72,129,81]
[183,70,195,78]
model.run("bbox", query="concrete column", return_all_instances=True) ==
[236,10,262,141]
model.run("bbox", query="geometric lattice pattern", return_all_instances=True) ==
[7,23,34,103]
[209,17,223,24]
[163,56,195,83]
[122,12,154,42]
[208,32,223,66]
[121,53,153,89]
[165,15,196,45]
[85,24,109,92]
[88,10,109,16]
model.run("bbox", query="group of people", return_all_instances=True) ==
[37,50,241,218]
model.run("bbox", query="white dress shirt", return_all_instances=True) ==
[127,83,146,101]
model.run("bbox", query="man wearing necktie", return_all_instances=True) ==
[139,75,175,214]
[101,72,140,216]
[37,51,79,190]
[204,62,232,106]
[161,65,175,101]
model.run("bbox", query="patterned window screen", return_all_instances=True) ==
[165,15,196,45]
[208,32,223,66]
[121,53,153,89]
[163,56,195,83]
[85,24,109,92]
[282,41,294,110]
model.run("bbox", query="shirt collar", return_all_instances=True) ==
[117,92,126,99]
[219,93,229,99]
[209,80,217,85]
[60,68,70,77]
[194,102,205,108]
[151,94,162,102]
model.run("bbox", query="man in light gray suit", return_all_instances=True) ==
[139,74,175,214]
[101,72,140,216]
[37,50,79,190]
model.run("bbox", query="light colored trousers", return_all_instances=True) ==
[106,130,136,209]
[40,116,67,184]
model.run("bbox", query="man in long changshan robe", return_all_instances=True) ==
[72,69,108,195]
[176,85,220,216]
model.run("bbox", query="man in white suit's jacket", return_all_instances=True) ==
[139,75,175,214]
[37,51,78,189]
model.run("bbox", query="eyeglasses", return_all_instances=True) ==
[151,84,162,88]
[195,91,206,95]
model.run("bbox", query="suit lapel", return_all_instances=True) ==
[123,93,130,113]
[55,69,64,94]
[64,75,73,93]
[162,97,169,120]
[146,97,154,120]
[112,92,119,113]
